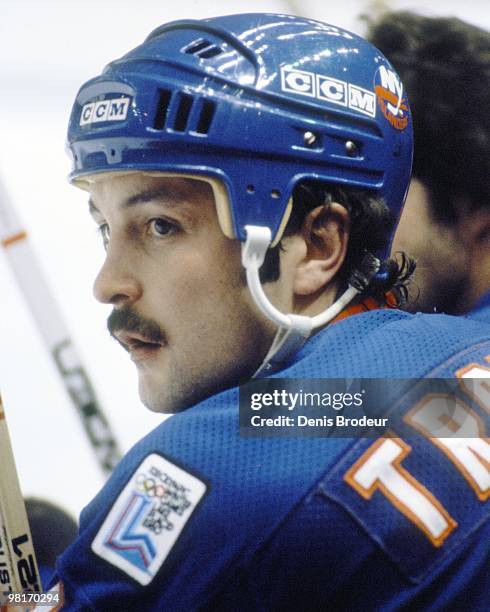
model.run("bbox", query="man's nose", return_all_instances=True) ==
[93,247,142,305]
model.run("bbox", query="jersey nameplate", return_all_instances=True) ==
[92,453,207,585]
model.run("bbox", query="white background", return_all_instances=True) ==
[0,0,488,519]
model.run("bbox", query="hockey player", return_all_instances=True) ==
[368,12,490,315]
[51,14,489,610]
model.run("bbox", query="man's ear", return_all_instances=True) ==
[293,202,350,296]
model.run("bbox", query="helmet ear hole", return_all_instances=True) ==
[271,190,281,199]
[246,185,255,194]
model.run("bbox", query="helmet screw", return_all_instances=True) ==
[304,131,317,146]
[345,140,358,156]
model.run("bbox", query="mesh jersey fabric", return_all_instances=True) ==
[54,308,490,611]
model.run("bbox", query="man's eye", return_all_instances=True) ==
[97,223,110,247]
[148,218,177,236]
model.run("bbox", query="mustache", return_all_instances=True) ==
[107,306,167,345]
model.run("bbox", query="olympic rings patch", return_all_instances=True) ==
[135,474,167,498]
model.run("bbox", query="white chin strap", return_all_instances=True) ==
[242,225,363,377]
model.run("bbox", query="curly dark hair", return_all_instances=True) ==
[367,12,490,225]
[260,182,415,306]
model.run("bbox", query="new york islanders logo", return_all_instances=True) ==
[374,66,409,131]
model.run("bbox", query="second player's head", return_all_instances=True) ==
[369,12,490,313]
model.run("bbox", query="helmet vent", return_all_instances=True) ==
[173,93,194,132]
[196,100,216,134]
[154,89,216,135]
[198,46,223,59]
[154,89,172,130]
[183,38,224,59]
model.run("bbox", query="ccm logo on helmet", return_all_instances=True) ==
[280,67,376,118]
[79,96,131,126]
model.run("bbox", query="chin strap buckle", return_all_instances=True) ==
[241,225,271,268]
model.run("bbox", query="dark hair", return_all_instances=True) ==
[367,12,490,225]
[261,182,414,305]
[25,497,78,568]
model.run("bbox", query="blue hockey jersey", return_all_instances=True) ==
[53,308,490,611]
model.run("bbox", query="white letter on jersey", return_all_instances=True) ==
[344,437,457,546]
[405,395,490,501]
[457,357,490,415]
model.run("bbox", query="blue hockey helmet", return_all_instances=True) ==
[67,13,412,258]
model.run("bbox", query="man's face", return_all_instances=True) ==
[87,173,279,413]
[392,178,470,314]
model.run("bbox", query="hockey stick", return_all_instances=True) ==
[0,394,41,605]
[0,178,121,475]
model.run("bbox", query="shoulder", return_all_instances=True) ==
[57,397,354,609]
[237,432,490,610]
[293,308,490,377]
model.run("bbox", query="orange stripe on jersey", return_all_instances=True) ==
[2,230,27,248]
